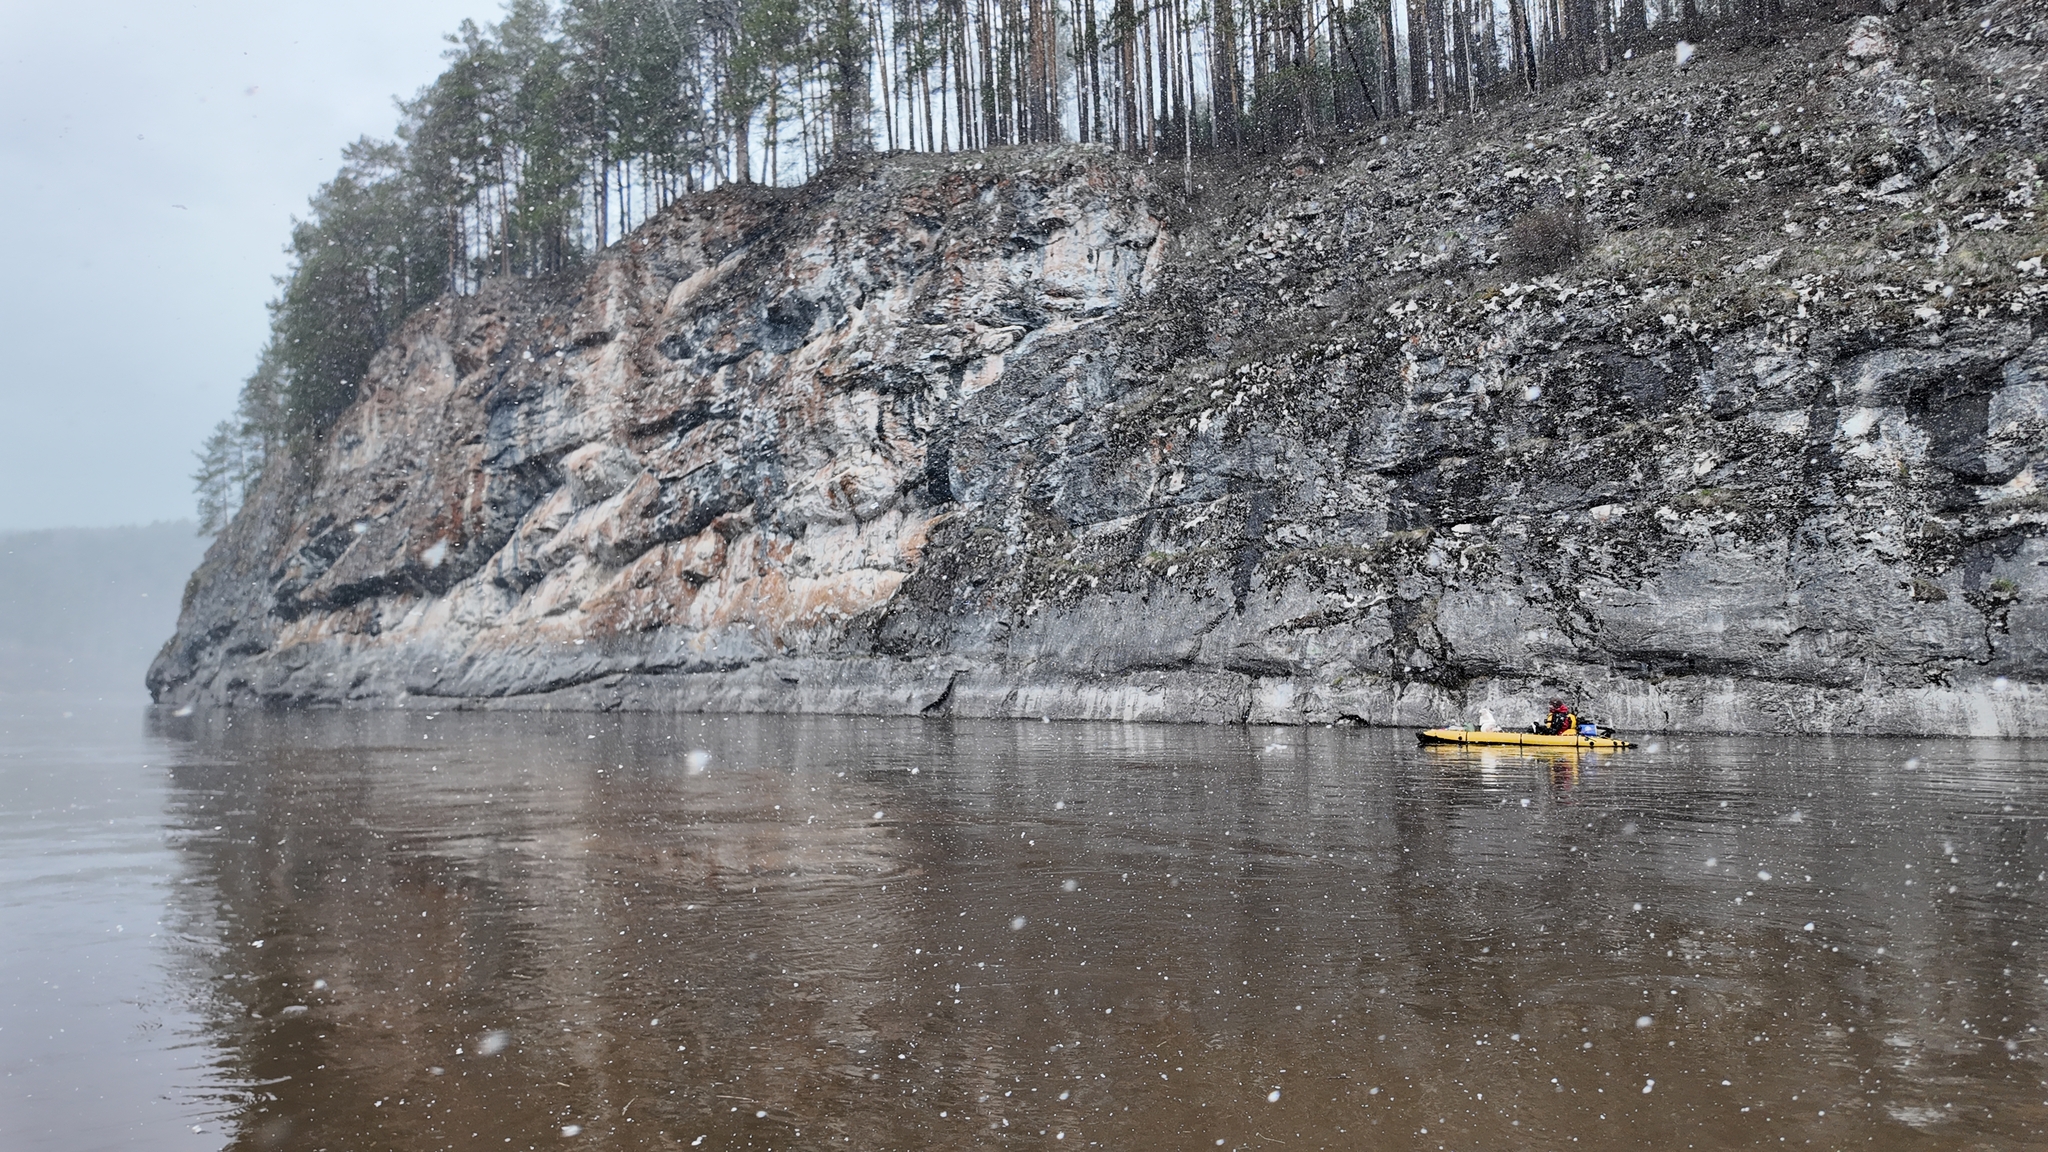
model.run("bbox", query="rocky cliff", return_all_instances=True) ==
[154,6,2048,736]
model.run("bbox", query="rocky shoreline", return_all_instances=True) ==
[152,9,2047,736]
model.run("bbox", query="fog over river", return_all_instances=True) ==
[4,702,2044,1150]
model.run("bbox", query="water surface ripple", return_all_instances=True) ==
[16,708,2048,1150]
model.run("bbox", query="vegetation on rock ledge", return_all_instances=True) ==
[194,0,1844,531]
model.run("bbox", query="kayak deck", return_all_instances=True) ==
[1417,728,1635,750]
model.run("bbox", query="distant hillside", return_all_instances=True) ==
[0,523,209,701]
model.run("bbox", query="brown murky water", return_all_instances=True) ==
[6,705,2047,1150]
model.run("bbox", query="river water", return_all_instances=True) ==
[3,702,2045,1150]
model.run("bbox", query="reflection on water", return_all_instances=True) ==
[0,701,220,1152]
[135,712,2048,1150]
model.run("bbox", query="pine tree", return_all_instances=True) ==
[272,140,441,442]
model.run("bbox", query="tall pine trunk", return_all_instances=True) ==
[1115,0,1138,152]
[1406,0,1428,110]
[1212,0,1241,146]
[1426,0,1448,113]
[955,2,977,150]
[1505,0,1536,92]
[1085,0,1104,145]
[1379,2,1399,115]
[1333,0,1380,121]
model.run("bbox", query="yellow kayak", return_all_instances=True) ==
[1417,728,1635,750]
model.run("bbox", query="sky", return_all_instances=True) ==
[0,1,504,532]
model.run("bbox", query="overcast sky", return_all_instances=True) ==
[0,1,503,532]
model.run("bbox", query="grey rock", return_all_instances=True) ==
[153,30,2048,738]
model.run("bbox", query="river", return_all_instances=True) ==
[3,701,2044,1150]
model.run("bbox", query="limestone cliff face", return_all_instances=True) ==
[154,11,2048,735]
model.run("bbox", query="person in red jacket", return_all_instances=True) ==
[1534,698,1577,735]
